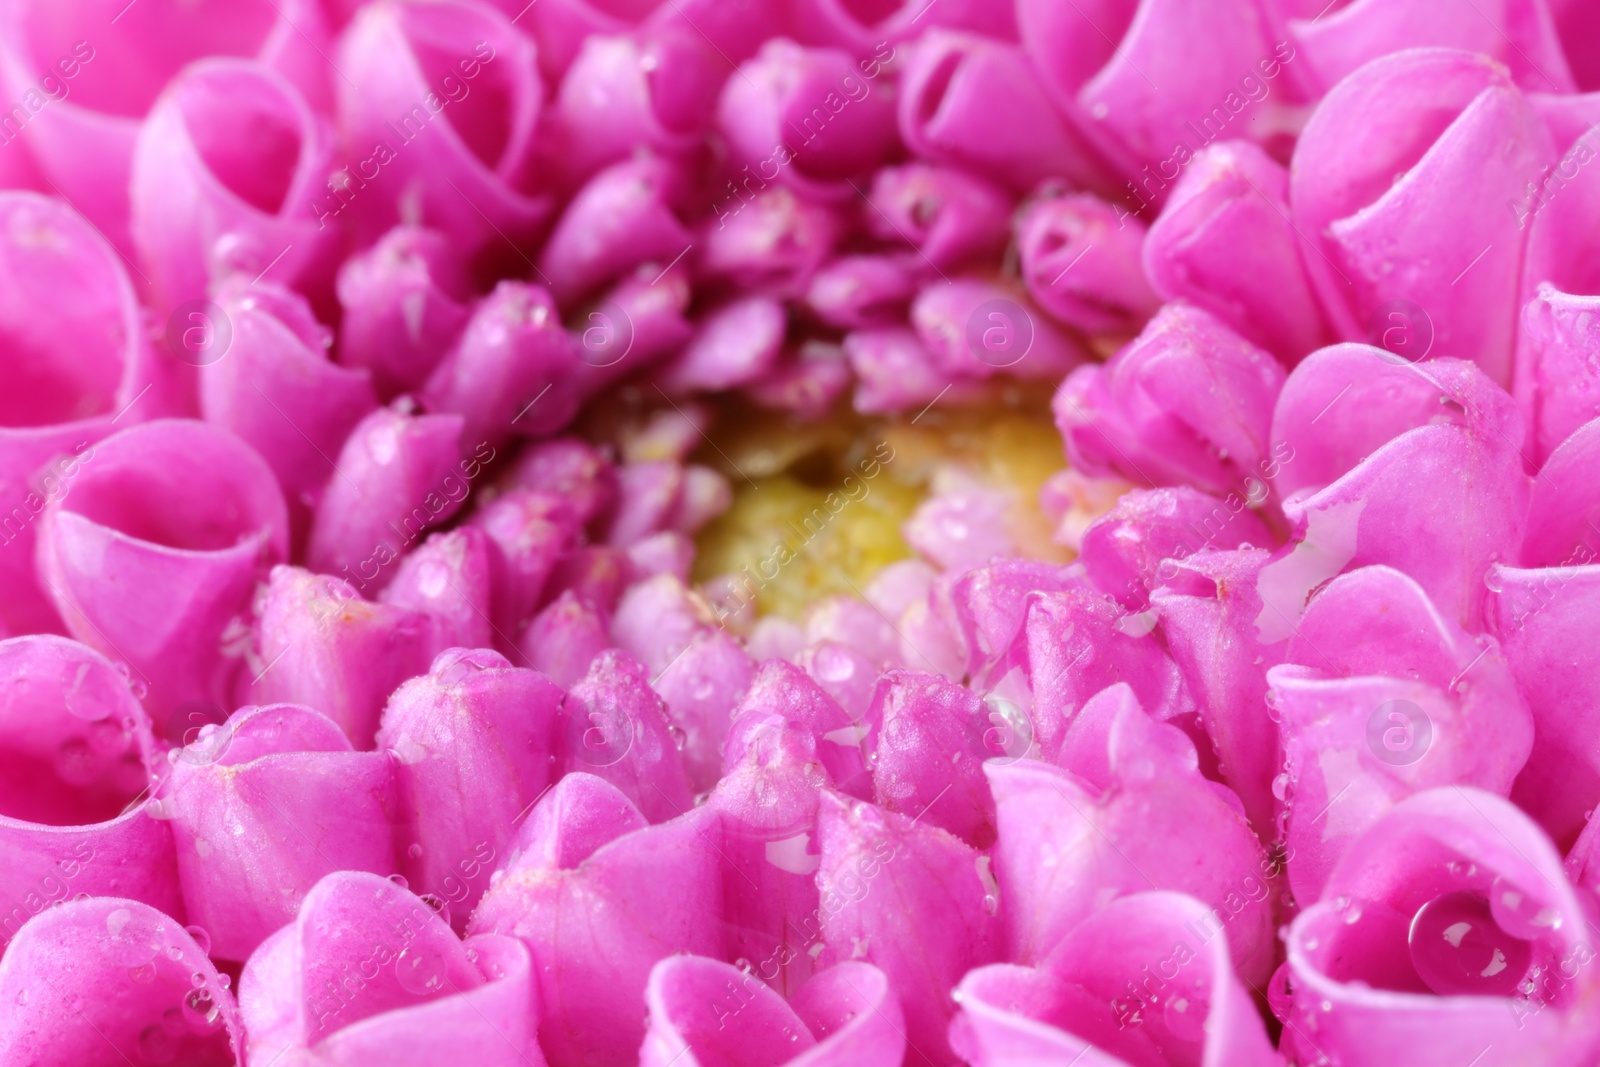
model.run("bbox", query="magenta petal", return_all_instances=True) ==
[240,870,539,1066]
[1516,284,1600,465]
[39,419,289,732]
[898,29,1108,193]
[954,893,1281,1067]
[1054,302,1286,497]
[657,295,788,394]
[0,635,183,934]
[242,565,438,748]
[159,703,397,962]
[335,0,549,258]
[1524,416,1600,567]
[0,897,241,1067]
[1019,0,1293,181]
[1023,588,1195,763]
[651,628,756,792]
[987,734,1274,983]
[506,437,617,528]
[717,40,897,199]
[1018,192,1160,334]
[551,30,721,184]
[1290,48,1554,385]
[1490,561,1600,847]
[789,962,906,1067]
[1271,566,1534,902]
[1144,140,1330,362]
[804,254,917,329]
[708,714,829,996]
[378,648,560,923]
[305,403,468,584]
[0,0,332,254]
[845,326,971,415]
[130,57,337,316]
[554,649,695,823]
[335,226,473,401]
[1078,486,1274,611]
[520,590,609,688]
[788,0,1014,53]
[0,192,180,637]
[537,154,694,307]
[730,659,871,800]
[469,793,723,1067]
[1288,0,1575,95]
[423,281,582,446]
[469,487,581,640]
[814,793,1001,1065]
[1149,547,1285,835]
[700,187,844,300]
[912,278,1087,382]
[199,281,376,537]
[1283,789,1600,1067]
[869,668,998,848]
[641,954,818,1067]
[379,527,497,652]
[866,164,1012,272]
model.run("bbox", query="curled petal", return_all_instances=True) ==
[336,0,550,259]
[804,254,917,330]
[520,590,609,688]
[335,226,473,400]
[986,717,1274,982]
[1018,192,1160,334]
[506,437,617,528]
[158,703,397,962]
[1054,302,1286,497]
[240,870,540,1066]
[866,164,1012,272]
[814,793,1002,1065]
[700,187,844,300]
[379,648,561,920]
[912,278,1087,382]
[422,281,582,446]
[651,629,756,793]
[39,419,289,732]
[199,281,376,537]
[537,155,694,307]
[0,192,179,637]
[242,565,438,748]
[1283,789,1600,1067]
[717,40,897,199]
[0,897,242,1067]
[869,668,999,848]
[1490,561,1600,847]
[1144,139,1330,362]
[469,487,580,639]
[1516,285,1600,465]
[0,0,332,253]
[657,295,788,394]
[898,30,1109,193]
[470,790,723,1067]
[306,404,468,584]
[379,527,497,652]
[1290,48,1554,385]
[729,659,870,798]
[952,892,1281,1067]
[130,57,338,316]
[554,649,695,823]
[0,635,183,933]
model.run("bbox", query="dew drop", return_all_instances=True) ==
[1409,891,1531,997]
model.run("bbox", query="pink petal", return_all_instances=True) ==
[305,404,471,585]
[953,892,1282,1067]
[814,793,1002,1065]
[379,527,497,652]
[1144,139,1330,362]
[1017,192,1160,334]
[240,870,540,1066]
[0,192,180,637]
[334,226,473,401]
[469,487,581,639]
[39,419,289,733]
[1290,48,1554,385]
[520,590,610,688]
[554,649,695,823]
[158,703,397,962]
[241,565,438,748]
[0,897,241,1067]
[379,648,561,921]
[130,57,337,316]
[0,635,183,935]
[869,668,998,848]
[865,164,1012,272]
[335,0,549,259]
[469,790,723,1067]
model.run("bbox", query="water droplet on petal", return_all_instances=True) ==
[1489,877,1562,940]
[1409,891,1531,997]
[395,944,447,996]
